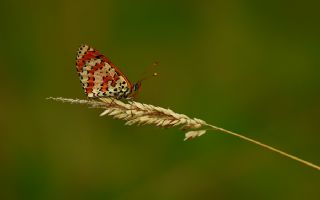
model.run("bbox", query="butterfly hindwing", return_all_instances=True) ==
[76,45,133,98]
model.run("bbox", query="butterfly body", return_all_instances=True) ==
[76,45,138,99]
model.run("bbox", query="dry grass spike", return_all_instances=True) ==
[47,97,320,171]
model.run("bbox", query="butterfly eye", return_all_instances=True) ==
[133,84,138,91]
[133,83,140,91]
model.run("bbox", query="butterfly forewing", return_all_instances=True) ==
[76,45,133,98]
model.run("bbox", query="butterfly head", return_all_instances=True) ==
[127,81,141,99]
[133,82,141,92]
[129,71,158,98]
[133,81,142,94]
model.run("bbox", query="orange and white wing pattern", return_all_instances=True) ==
[76,45,133,99]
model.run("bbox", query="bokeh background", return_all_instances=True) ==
[1,0,319,199]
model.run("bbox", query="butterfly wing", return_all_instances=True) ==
[76,45,133,98]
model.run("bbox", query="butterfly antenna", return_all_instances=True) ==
[138,61,159,83]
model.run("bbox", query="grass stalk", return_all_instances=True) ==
[47,97,320,171]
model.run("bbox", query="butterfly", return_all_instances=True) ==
[75,44,141,99]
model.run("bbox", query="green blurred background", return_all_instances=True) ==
[1,0,319,199]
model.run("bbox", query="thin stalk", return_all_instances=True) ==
[205,123,320,171]
[48,97,320,171]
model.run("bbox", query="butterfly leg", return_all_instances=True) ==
[109,97,117,107]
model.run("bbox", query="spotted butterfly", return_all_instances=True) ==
[76,44,141,99]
